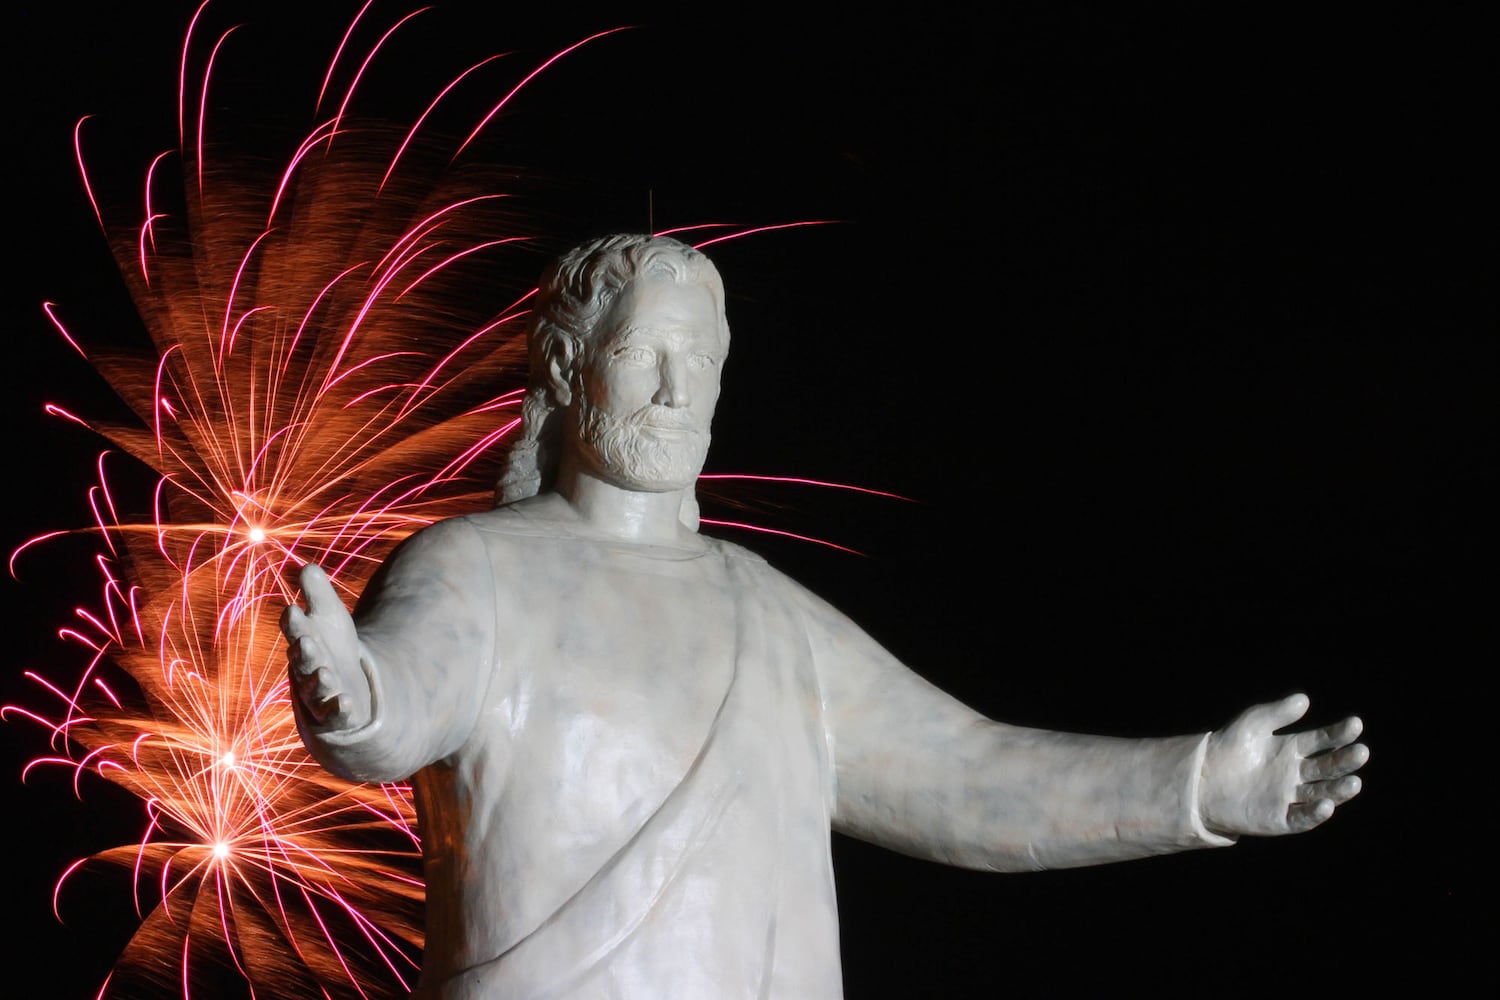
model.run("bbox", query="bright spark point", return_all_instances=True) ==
[220,751,235,768]
[213,841,231,860]
[246,526,266,543]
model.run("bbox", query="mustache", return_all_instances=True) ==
[630,406,703,433]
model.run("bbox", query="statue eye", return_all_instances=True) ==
[689,353,718,371]
[612,345,655,365]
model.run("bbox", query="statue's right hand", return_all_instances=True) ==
[280,563,371,729]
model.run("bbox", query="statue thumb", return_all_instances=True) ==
[299,563,342,616]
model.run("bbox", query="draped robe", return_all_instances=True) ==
[295,506,1229,998]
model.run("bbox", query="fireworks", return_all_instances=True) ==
[8,5,893,996]
[7,4,589,995]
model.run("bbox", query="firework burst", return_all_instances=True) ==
[6,3,589,995]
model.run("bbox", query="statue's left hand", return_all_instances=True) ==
[1199,693,1367,837]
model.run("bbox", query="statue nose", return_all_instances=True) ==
[652,356,691,408]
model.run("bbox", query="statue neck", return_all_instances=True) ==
[552,454,700,549]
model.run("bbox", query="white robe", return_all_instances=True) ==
[296,506,1229,999]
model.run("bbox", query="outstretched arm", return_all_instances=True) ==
[798,582,1366,871]
[280,517,499,783]
[1200,693,1366,838]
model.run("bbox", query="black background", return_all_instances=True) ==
[4,2,1488,997]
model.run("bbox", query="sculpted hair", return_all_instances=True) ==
[496,234,729,507]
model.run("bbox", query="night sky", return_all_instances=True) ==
[4,3,1487,997]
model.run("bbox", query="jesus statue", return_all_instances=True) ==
[282,233,1367,999]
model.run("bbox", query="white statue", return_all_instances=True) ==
[282,234,1367,999]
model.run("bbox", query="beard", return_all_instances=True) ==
[575,399,710,492]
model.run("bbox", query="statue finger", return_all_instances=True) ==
[287,635,324,676]
[1295,715,1363,756]
[1299,774,1361,806]
[280,602,310,639]
[305,684,346,726]
[1245,692,1311,734]
[297,666,343,716]
[1300,742,1369,781]
[1286,798,1336,834]
[292,667,325,711]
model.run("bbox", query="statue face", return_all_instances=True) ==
[570,274,727,492]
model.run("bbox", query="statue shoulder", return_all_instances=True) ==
[700,532,770,567]
[461,502,566,544]
[369,514,494,583]
[447,504,589,569]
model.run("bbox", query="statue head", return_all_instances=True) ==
[497,234,730,513]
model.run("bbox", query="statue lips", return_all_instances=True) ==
[635,408,702,441]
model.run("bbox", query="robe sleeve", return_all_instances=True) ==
[788,578,1234,871]
[294,515,499,784]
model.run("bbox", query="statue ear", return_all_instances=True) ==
[546,358,573,408]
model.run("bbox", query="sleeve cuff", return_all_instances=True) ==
[1186,731,1238,848]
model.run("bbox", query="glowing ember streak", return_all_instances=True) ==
[316,0,375,114]
[42,301,89,357]
[44,403,92,429]
[73,117,105,229]
[454,27,634,159]
[177,2,213,146]
[195,25,240,196]
[379,53,512,192]
[325,6,434,143]
[700,473,915,502]
[698,519,869,556]
[691,219,841,250]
